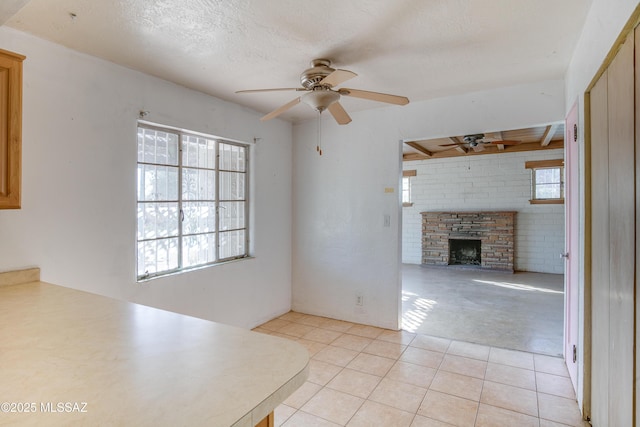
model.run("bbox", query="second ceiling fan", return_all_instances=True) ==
[439,133,520,152]
[236,59,409,125]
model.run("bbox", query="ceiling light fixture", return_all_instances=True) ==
[301,88,340,113]
[302,89,338,156]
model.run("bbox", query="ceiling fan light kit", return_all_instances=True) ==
[301,89,340,112]
[236,59,409,125]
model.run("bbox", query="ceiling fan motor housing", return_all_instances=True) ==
[463,133,485,145]
[300,59,335,89]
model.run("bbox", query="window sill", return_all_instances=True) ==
[137,256,255,283]
[403,202,414,207]
[529,199,564,205]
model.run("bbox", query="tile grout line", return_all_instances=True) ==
[534,361,541,421]
[473,355,488,427]
[265,312,579,426]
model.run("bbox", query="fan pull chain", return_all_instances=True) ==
[317,112,323,156]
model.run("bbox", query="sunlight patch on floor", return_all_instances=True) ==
[471,279,564,294]
[401,291,437,333]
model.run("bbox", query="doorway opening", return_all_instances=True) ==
[400,125,567,356]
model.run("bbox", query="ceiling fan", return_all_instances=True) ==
[236,59,409,125]
[439,133,520,152]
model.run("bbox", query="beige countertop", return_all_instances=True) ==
[0,279,308,426]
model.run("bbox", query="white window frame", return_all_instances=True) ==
[525,159,564,204]
[136,122,250,281]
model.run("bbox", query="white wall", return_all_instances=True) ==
[566,0,639,106]
[291,116,403,330]
[292,79,566,330]
[0,27,293,329]
[403,149,565,274]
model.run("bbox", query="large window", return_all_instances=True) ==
[136,124,248,280]
[525,159,564,204]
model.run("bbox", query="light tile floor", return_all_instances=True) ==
[254,312,590,427]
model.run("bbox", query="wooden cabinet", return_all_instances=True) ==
[589,29,635,426]
[255,412,274,427]
[0,49,25,209]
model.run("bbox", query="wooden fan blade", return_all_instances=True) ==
[327,101,352,125]
[236,88,305,94]
[260,97,301,121]
[487,140,520,145]
[320,69,357,87]
[439,142,466,147]
[339,88,409,105]
[472,144,485,152]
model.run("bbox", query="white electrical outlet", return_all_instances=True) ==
[383,214,391,227]
[356,294,364,306]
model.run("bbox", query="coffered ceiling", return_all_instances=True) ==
[403,123,565,161]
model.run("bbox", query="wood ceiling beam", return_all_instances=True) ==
[496,132,505,151]
[540,123,560,146]
[405,141,433,157]
[447,137,468,153]
[455,146,468,154]
[403,153,430,161]
[402,140,564,161]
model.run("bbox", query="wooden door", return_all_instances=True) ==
[564,102,579,392]
[636,23,640,423]
[607,32,635,427]
[589,31,635,427]
[589,67,609,427]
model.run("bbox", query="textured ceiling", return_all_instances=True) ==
[4,0,590,123]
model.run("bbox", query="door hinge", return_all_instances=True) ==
[573,344,577,363]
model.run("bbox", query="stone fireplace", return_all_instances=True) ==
[421,211,516,272]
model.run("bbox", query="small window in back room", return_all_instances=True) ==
[525,159,564,204]
[403,170,416,207]
[136,123,250,281]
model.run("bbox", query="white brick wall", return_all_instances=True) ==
[402,149,565,274]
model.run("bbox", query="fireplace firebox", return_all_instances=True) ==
[449,239,481,266]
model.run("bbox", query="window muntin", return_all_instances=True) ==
[136,124,248,280]
[533,167,563,199]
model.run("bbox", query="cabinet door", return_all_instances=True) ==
[606,32,634,427]
[589,31,635,427]
[589,67,608,427]
[0,49,25,209]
